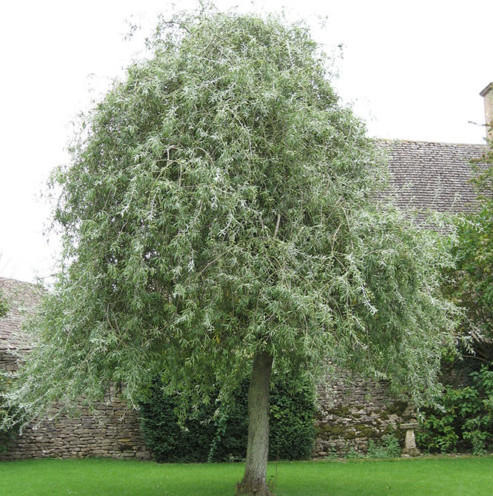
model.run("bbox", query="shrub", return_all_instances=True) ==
[417,366,493,454]
[138,380,217,463]
[139,374,315,462]
[269,378,315,460]
[366,433,401,459]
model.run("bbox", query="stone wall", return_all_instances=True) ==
[0,276,150,461]
[313,373,415,458]
[0,347,18,374]
[0,372,150,461]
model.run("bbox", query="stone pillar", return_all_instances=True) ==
[480,83,493,141]
[400,422,420,457]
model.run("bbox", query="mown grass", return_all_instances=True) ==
[0,456,492,496]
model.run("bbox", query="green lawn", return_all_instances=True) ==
[0,456,492,496]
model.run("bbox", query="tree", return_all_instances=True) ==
[1,287,13,452]
[0,292,7,318]
[6,9,457,495]
[0,269,8,317]
[445,145,492,362]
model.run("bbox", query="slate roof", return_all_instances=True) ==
[384,140,487,215]
[0,276,44,353]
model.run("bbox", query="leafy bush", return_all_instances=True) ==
[336,434,402,460]
[417,366,493,454]
[140,374,315,462]
[138,380,217,463]
[366,433,401,459]
[269,379,315,460]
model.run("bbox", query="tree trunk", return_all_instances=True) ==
[236,351,274,496]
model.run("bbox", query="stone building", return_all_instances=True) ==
[1,83,491,460]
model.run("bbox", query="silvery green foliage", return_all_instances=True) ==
[0,287,7,317]
[6,9,456,423]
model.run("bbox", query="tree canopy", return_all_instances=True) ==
[6,8,458,495]
[445,144,492,363]
[0,292,7,318]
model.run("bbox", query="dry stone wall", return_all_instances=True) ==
[313,373,415,458]
[0,348,18,374]
[1,351,150,461]
[0,401,150,461]
[0,277,150,461]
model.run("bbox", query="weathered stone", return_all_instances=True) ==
[401,422,420,457]
[313,373,414,457]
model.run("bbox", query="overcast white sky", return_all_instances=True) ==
[0,0,492,284]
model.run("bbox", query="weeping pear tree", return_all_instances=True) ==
[7,9,457,496]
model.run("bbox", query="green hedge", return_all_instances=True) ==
[417,366,493,455]
[139,374,315,462]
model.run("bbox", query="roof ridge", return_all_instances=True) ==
[377,138,488,147]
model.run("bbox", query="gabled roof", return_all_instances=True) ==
[385,140,487,215]
[0,277,44,352]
